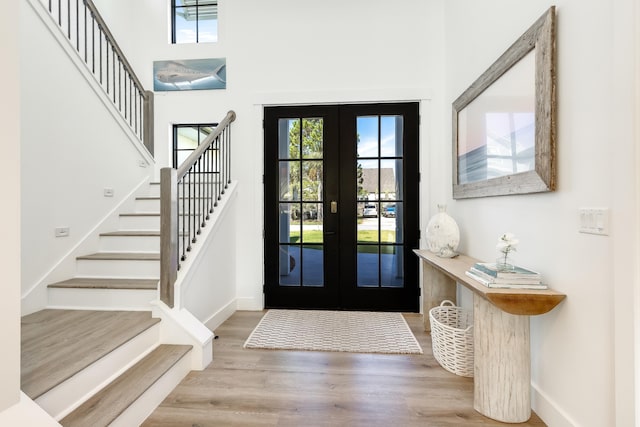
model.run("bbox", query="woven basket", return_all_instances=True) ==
[429,300,474,377]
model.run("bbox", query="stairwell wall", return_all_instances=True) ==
[0,0,22,411]
[20,0,155,313]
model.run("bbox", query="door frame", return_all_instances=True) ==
[262,101,421,312]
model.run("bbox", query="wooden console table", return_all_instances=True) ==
[414,249,565,423]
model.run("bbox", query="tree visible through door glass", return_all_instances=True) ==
[356,115,404,288]
[277,118,324,287]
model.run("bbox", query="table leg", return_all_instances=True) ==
[473,294,531,423]
[422,260,457,331]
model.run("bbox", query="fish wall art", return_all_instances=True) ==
[153,58,226,91]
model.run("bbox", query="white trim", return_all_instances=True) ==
[252,88,434,107]
[203,298,237,332]
[635,0,640,421]
[531,383,578,427]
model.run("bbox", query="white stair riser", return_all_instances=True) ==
[147,184,161,198]
[110,349,192,427]
[36,323,160,420]
[100,235,160,252]
[134,199,160,212]
[118,215,198,230]
[47,287,158,311]
[76,259,159,278]
[119,215,160,230]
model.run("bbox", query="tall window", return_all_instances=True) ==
[173,124,217,167]
[172,0,218,44]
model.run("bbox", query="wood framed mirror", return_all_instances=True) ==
[452,6,556,199]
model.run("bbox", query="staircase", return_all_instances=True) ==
[21,182,196,425]
[47,183,163,310]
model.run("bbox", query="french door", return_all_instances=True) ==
[263,103,420,312]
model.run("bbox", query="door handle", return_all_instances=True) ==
[330,201,338,214]
[324,231,336,235]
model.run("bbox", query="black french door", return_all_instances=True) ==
[264,103,420,312]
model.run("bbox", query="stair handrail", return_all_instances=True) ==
[41,0,154,154]
[160,110,236,308]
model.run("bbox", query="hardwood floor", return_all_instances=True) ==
[143,311,546,427]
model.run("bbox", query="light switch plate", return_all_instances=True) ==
[578,208,609,235]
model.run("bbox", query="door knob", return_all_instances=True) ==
[330,201,338,214]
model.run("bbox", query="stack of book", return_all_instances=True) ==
[465,262,548,289]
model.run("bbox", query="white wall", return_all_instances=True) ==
[443,1,637,426]
[179,187,238,330]
[0,0,22,410]
[94,0,443,311]
[20,0,155,312]
[86,0,638,425]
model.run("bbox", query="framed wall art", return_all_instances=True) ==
[153,58,226,91]
[452,6,556,199]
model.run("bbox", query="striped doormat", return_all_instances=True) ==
[243,309,422,355]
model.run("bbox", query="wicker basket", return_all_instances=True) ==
[429,300,474,377]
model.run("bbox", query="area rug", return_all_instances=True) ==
[243,309,423,355]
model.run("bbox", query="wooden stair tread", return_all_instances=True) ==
[100,230,160,237]
[60,344,192,427]
[48,278,158,290]
[21,310,161,399]
[77,252,160,261]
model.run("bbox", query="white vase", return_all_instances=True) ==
[426,205,460,258]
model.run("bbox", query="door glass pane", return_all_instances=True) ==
[381,202,402,244]
[358,159,378,199]
[301,161,323,201]
[381,247,404,288]
[358,211,379,244]
[278,118,300,159]
[302,247,324,287]
[279,245,300,286]
[302,202,323,244]
[380,159,402,200]
[301,118,323,159]
[279,203,301,243]
[357,116,378,158]
[380,115,403,157]
[357,245,379,287]
[279,161,300,201]
[278,116,325,289]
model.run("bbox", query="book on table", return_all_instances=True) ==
[469,267,542,285]
[465,270,549,290]
[472,262,542,279]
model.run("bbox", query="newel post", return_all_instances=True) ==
[143,90,154,156]
[160,167,177,308]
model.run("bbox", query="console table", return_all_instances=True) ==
[414,249,565,423]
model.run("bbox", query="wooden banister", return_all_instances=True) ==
[160,111,236,308]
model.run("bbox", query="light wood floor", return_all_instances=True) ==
[143,311,546,426]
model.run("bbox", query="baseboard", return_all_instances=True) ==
[531,383,577,427]
[203,299,237,332]
[236,296,263,311]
